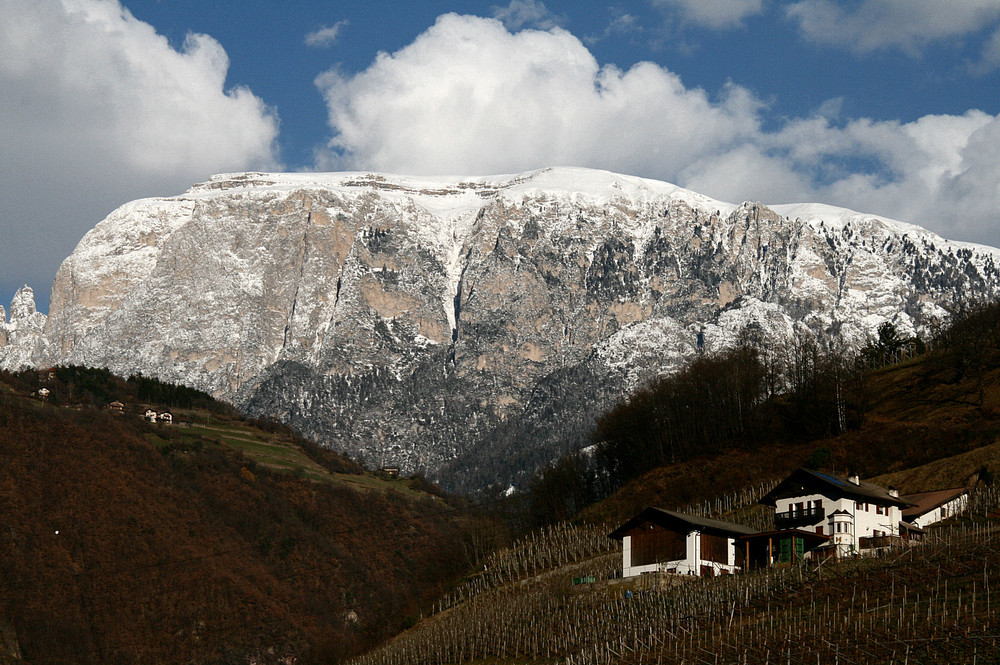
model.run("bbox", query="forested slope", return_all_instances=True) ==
[0,373,475,665]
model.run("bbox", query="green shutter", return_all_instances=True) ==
[779,538,791,563]
[795,537,805,561]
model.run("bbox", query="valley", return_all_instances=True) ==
[2,302,999,663]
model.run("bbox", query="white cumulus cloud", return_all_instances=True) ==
[691,110,1000,244]
[315,12,1000,249]
[0,0,280,307]
[315,13,759,178]
[785,0,1000,55]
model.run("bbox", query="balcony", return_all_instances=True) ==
[859,535,908,550]
[774,506,825,529]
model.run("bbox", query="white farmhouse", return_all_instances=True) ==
[760,469,913,558]
[902,487,969,529]
[609,508,756,578]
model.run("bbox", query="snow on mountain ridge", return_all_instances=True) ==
[3,166,998,492]
[774,202,1000,261]
[185,167,737,219]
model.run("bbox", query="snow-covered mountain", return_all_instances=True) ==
[3,167,999,490]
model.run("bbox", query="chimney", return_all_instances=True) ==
[888,486,899,498]
[848,474,860,486]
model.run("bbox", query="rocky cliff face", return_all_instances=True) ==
[0,286,47,370]
[4,168,999,491]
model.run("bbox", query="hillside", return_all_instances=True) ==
[355,519,1000,665]
[0,370,479,665]
[3,306,1000,663]
[346,305,1000,664]
[577,310,1000,525]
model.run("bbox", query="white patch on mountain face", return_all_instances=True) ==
[597,317,698,390]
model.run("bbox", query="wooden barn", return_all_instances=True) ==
[609,508,756,578]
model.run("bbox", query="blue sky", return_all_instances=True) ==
[3,0,1000,312]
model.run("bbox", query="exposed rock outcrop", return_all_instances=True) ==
[0,286,46,370]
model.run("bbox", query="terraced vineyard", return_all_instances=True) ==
[354,519,1000,665]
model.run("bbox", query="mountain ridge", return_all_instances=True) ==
[3,166,999,490]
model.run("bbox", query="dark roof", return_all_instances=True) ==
[609,507,757,541]
[760,469,912,508]
[901,487,968,520]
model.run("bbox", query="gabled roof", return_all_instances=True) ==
[609,507,757,541]
[901,487,968,520]
[760,468,912,508]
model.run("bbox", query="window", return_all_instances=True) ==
[855,501,862,510]
[876,505,883,515]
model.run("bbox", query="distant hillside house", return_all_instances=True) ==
[144,410,158,422]
[157,412,173,424]
[609,508,756,578]
[902,488,969,529]
[108,401,125,413]
[760,469,913,558]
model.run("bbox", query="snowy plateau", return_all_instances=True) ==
[3,167,1000,491]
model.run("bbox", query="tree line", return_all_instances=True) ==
[518,302,1000,529]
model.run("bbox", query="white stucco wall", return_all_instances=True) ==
[778,490,902,556]
[909,494,968,528]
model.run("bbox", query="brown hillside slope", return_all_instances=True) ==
[351,345,1000,665]
[579,349,1000,525]
[354,520,1000,665]
[0,388,471,665]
